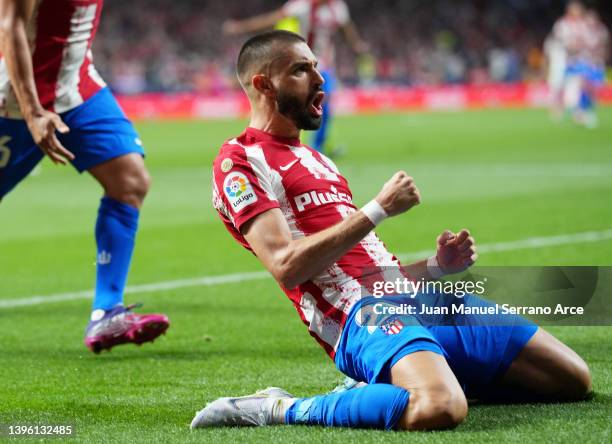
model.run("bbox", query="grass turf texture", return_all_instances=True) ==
[1,107,611,443]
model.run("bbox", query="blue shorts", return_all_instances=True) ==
[334,294,538,397]
[566,61,605,86]
[0,87,144,198]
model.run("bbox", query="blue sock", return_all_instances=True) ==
[579,91,593,111]
[93,197,139,310]
[285,384,409,430]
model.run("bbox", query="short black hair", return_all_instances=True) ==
[236,30,306,87]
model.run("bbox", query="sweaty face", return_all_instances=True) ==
[270,43,325,131]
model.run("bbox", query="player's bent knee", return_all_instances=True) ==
[564,357,592,400]
[111,166,151,207]
[91,154,151,208]
[398,390,468,431]
[547,350,592,400]
[130,167,151,200]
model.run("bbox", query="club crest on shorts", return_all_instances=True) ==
[380,317,404,335]
[224,172,257,213]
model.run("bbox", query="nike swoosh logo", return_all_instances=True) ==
[279,159,299,171]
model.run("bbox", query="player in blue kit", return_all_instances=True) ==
[0,0,169,352]
[191,31,592,431]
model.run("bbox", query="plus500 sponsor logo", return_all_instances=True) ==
[294,187,352,211]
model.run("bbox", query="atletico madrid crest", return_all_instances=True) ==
[380,317,404,335]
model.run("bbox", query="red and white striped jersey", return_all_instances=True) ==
[553,16,591,61]
[282,0,350,70]
[0,0,106,118]
[212,127,401,358]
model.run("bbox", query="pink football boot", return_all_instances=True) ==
[84,304,169,353]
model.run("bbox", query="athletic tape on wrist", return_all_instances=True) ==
[427,255,445,279]
[361,200,388,226]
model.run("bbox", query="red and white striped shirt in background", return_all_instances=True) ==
[553,15,592,61]
[0,0,106,118]
[282,0,350,70]
[213,127,402,359]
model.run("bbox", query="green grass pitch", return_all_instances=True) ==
[1,107,611,443]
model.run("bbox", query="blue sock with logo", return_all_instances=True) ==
[285,384,409,429]
[93,196,139,310]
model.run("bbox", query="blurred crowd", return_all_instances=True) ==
[93,0,611,94]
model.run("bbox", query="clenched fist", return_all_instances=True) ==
[375,171,421,217]
[436,229,478,274]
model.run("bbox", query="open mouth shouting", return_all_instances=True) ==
[309,90,325,117]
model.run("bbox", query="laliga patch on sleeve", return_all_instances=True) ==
[224,172,258,213]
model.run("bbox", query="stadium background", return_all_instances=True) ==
[96,0,612,118]
[1,1,611,442]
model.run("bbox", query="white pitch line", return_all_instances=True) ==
[0,271,269,309]
[397,228,612,262]
[1,228,611,310]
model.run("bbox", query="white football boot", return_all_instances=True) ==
[190,387,295,428]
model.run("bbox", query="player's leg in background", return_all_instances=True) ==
[578,87,597,128]
[562,62,598,128]
[311,70,336,154]
[57,87,168,352]
[563,62,583,120]
[576,64,604,129]
[88,152,150,311]
[59,90,151,313]
[84,152,168,353]
[498,327,592,401]
[563,75,583,119]
[547,64,565,121]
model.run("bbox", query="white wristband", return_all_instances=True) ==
[427,255,445,279]
[361,200,388,226]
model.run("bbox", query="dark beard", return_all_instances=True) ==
[276,90,322,131]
